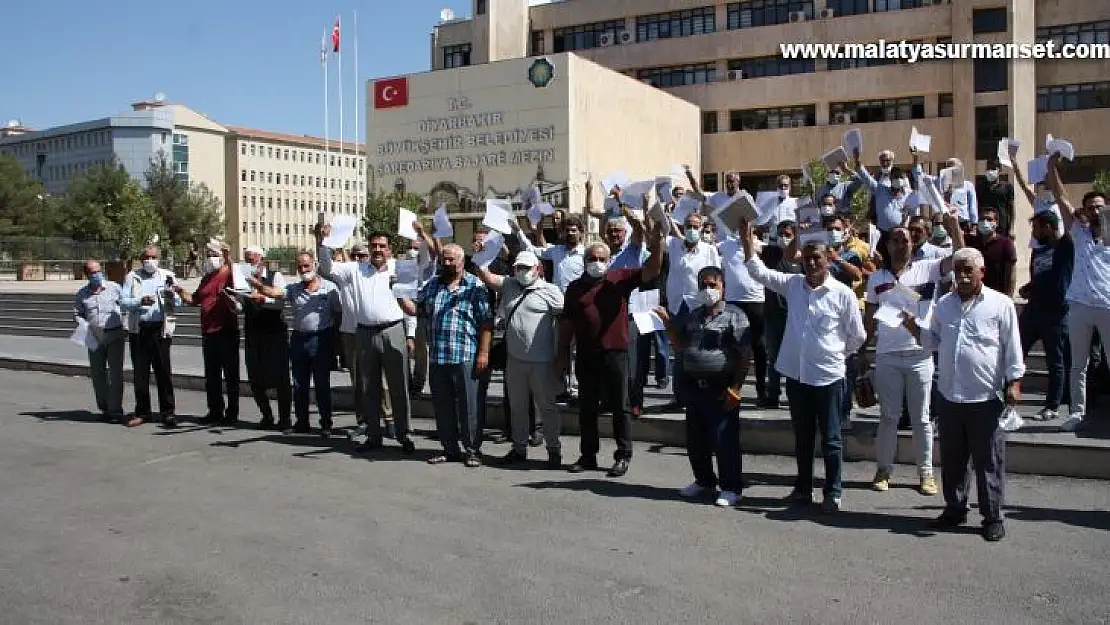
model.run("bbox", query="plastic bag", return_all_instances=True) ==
[999,405,1024,432]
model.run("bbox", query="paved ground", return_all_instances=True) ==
[0,369,1108,624]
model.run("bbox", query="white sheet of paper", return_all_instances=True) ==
[601,171,629,195]
[471,230,504,268]
[821,146,849,172]
[647,201,672,237]
[706,191,731,211]
[432,203,453,238]
[712,191,760,234]
[527,204,544,226]
[393,259,419,287]
[232,263,251,292]
[868,224,881,252]
[481,199,515,234]
[1045,134,1075,161]
[920,175,947,214]
[397,208,419,240]
[632,312,666,335]
[629,289,660,315]
[796,201,820,227]
[754,192,783,226]
[620,180,656,209]
[843,129,863,155]
[874,303,904,327]
[1027,156,1048,185]
[322,214,357,248]
[391,284,418,299]
[536,202,555,216]
[674,193,703,224]
[998,138,1020,168]
[70,317,98,350]
[655,176,675,203]
[909,126,932,153]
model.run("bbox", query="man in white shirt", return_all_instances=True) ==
[860,213,962,496]
[741,220,866,513]
[520,214,586,291]
[317,225,416,454]
[905,247,1023,542]
[718,230,769,406]
[1046,153,1110,432]
[120,246,181,427]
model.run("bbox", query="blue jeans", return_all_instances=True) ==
[651,331,670,383]
[786,378,844,499]
[429,362,481,457]
[1019,311,1071,410]
[290,330,334,428]
[683,378,743,493]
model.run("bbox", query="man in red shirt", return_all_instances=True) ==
[557,219,665,477]
[175,240,243,425]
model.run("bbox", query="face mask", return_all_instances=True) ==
[881,166,892,175]
[1037,190,1054,204]
[984,169,999,183]
[701,232,714,244]
[439,265,458,280]
[827,230,844,246]
[827,175,839,186]
[357,259,371,271]
[142,259,158,273]
[205,256,223,272]
[890,182,904,194]
[779,190,788,200]
[931,225,947,240]
[88,272,104,288]
[945,271,955,284]
[585,260,608,278]
[516,268,537,286]
[821,204,836,216]
[683,227,701,244]
[697,287,721,307]
[978,220,996,235]
[407,249,420,259]
[779,236,794,249]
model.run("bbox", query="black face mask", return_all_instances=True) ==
[1036,235,1054,246]
[439,265,458,279]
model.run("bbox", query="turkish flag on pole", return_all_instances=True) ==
[374,77,409,109]
[332,17,340,53]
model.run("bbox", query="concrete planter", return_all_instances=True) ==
[17,263,44,281]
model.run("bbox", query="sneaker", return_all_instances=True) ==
[982,521,1006,542]
[607,458,630,478]
[528,431,544,447]
[347,423,368,441]
[715,491,739,507]
[821,496,842,514]
[1034,407,1058,421]
[1060,414,1083,432]
[679,482,710,498]
[919,474,938,496]
[872,469,891,492]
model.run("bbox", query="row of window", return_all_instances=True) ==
[442,43,471,69]
[242,222,334,236]
[1037,82,1110,113]
[636,63,716,88]
[238,141,364,170]
[238,169,365,193]
[0,129,116,158]
[701,95,936,133]
[38,159,113,181]
[1037,21,1110,47]
[240,196,363,213]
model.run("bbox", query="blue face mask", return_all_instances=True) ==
[684,227,701,244]
[827,230,844,246]
[88,272,105,288]
[978,220,996,235]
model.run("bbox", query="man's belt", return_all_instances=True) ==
[358,319,402,332]
[683,375,733,389]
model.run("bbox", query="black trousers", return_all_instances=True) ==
[245,330,292,423]
[577,349,633,460]
[202,329,240,420]
[734,301,768,400]
[130,323,175,416]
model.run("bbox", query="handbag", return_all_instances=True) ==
[854,370,878,409]
[489,289,533,370]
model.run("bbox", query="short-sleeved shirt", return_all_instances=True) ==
[563,268,645,352]
[1066,223,1110,310]
[828,246,864,287]
[969,234,1017,294]
[674,303,751,378]
[865,258,944,354]
[1028,233,1074,320]
[417,273,493,365]
[286,278,341,332]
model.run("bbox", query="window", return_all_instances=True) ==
[702,173,720,192]
[874,0,939,11]
[972,8,1007,34]
[284,174,290,184]
[830,97,925,123]
[939,93,954,117]
[826,0,869,16]
[240,169,246,181]
[728,55,815,78]
[476,0,487,15]
[251,196,257,208]
[441,43,471,69]
[250,144,256,156]
[242,221,248,233]
[530,30,545,55]
[552,19,626,52]
[267,198,273,209]
[1056,155,1110,184]
[250,170,256,182]
[172,133,188,146]
[702,111,719,134]
[729,105,816,131]
[240,143,246,155]
[251,222,257,233]
[974,58,1008,92]
[975,106,1008,161]
[1037,82,1110,112]
[267,147,273,157]
[636,7,716,42]
[284,149,290,160]
[636,63,717,87]
[1037,21,1110,47]
[267,172,273,183]
[727,0,814,29]
[330,155,335,167]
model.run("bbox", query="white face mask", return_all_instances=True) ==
[516,268,537,286]
[407,249,420,259]
[701,231,714,244]
[697,287,721,307]
[585,260,608,278]
[300,270,316,282]
[142,259,159,273]
[683,227,701,244]
[205,256,223,272]
[984,169,999,183]
[779,236,794,249]
[881,166,892,175]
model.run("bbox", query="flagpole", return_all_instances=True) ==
[337,14,346,218]
[353,9,360,216]
[323,30,330,222]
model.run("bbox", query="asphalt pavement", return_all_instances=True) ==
[0,369,1108,625]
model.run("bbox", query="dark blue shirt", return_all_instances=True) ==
[828,248,863,287]
[1029,234,1074,320]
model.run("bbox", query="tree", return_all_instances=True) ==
[144,152,224,258]
[1094,170,1110,196]
[62,162,164,262]
[361,188,428,255]
[0,154,55,237]
[798,159,869,225]
[263,245,301,266]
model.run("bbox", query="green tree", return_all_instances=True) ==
[1094,170,1110,196]
[263,245,301,266]
[798,159,869,225]
[360,188,428,255]
[144,153,224,258]
[0,154,55,237]
[62,162,164,262]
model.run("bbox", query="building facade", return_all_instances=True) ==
[432,0,1110,255]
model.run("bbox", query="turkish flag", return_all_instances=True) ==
[332,18,340,53]
[374,77,408,109]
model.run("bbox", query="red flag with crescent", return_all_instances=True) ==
[332,18,340,53]
[374,77,408,109]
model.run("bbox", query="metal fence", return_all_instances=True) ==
[0,237,123,280]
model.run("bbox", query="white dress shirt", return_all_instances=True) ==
[745,257,866,386]
[865,259,944,355]
[924,286,1025,403]
[718,237,764,303]
[318,245,405,326]
[1065,222,1110,310]
[666,237,721,314]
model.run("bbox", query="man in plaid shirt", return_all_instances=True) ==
[399,243,494,468]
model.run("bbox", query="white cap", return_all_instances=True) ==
[513,250,539,268]
[244,245,264,257]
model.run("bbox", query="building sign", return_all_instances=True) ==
[374,77,409,109]
[528,58,555,88]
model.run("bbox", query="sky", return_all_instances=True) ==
[0,0,558,141]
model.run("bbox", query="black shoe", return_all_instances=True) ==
[497,450,527,466]
[898,414,911,430]
[356,438,383,453]
[655,378,669,390]
[257,417,275,430]
[400,438,417,456]
[383,421,397,439]
[285,422,311,435]
[931,510,968,529]
[276,419,292,432]
[223,416,240,427]
[162,414,179,429]
[528,431,544,447]
[982,521,1005,542]
[783,489,813,506]
[567,456,598,473]
[607,459,630,478]
[199,414,219,425]
[757,397,780,409]
[547,450,562,469]
[320,428,333,439]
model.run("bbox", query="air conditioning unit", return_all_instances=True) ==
[726,69,744,80]
[819,8,836,18]
[598,32,615,47]
[789,11,807,23]
[617,29,633,45]
[834,113,853,124]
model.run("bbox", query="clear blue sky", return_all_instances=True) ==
[0,0,543,140]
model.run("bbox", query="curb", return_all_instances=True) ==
[1,356,1107,481]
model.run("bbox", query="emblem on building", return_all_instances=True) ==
[527,58,554,88]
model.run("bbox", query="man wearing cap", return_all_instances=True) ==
[242,245,293,431]
[174,240,242,425]
[474,250,565,467]
[120,246,180,427]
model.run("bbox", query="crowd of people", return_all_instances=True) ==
[72,142,1108,543]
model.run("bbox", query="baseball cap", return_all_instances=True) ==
[513,250,539,268]
[1030,210,1059,227]
[350,244,369,255]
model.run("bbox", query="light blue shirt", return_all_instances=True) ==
[855,167,915,232]
[610,241,649,270]
[913,165,979,224]
[119,268,182,324]
[816,180,859,214]
[285,278,341,332]
[74,281,125,330]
